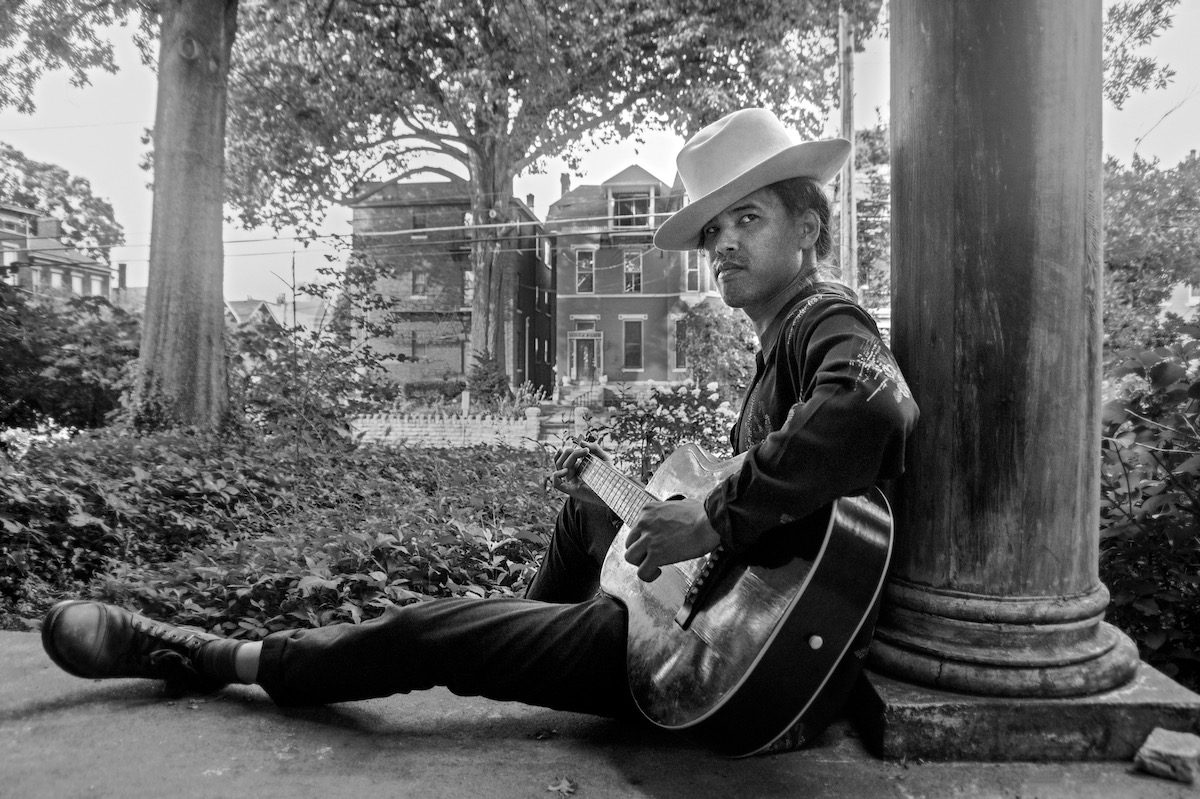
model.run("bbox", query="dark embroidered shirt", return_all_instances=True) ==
[703,282,919,555]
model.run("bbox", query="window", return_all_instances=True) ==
[90,276,104,296]
[463,268,475,305]
[410,331,428,360]
[685,251,701,292]
[412,270,428,296]
[574,319,596,331]
[411,209,427,231]
[675,319,688,370]
[71,272,84,295]
[623,251,642,293]
[576,250,594,293]
[613,191,651,228]
[623,319,643,370]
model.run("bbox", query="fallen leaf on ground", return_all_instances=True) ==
[547,776,577,796]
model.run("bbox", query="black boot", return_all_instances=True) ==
[42,600,235,694]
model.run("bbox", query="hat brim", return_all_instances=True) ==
[653,138,852,251]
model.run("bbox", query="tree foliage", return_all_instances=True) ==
[0,142,125,264]
[1103,0,1179,110]
[1102,152,1200,356]
[850,117,890,309]
[0,0,156,115]
[223,0,884,368]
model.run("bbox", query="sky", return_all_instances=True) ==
[0,2,1197,302]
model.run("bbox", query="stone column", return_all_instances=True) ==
[860,0,1199,760]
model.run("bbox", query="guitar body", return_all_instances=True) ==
[597,443,893,757]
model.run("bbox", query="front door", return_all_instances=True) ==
[574,337,596,381]
[568,331,603,382]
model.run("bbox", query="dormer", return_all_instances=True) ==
[603,166,670,239]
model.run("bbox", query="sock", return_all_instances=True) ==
[196,638,244,685]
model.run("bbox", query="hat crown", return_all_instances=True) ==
[676,108,799,203]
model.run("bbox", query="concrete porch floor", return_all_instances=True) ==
[0,631,1191,799]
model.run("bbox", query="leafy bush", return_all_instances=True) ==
[0,286,140,432]
[403,379,467,405]
[466,350,511,405]
[0,431,558,636]
[679,301,757,402]
[602,381,737,482]
[1100,336,1200,690]
[227,259,405,443]
[0,430,293,617]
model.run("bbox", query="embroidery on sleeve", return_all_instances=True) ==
[850,339,912,404]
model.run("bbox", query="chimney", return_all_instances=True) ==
[526,193,535,208]
[560,173,571,196]
[36,217,61,239]
[117,262,127,289]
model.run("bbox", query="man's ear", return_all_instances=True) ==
[797,208,821,250]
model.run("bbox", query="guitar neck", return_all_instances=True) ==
[577,454,656,526]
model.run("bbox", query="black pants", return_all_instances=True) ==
[255,497,637,718]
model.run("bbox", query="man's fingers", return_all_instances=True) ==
[625,536,660,581]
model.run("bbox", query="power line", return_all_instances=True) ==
[0,120,150,133]
[13,208,694,258]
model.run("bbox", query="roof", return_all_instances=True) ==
[0,202,39,218]
[548,165,680,223]
[349,178,543,229]
[602,164,669,189]
[225,299,273,325]
[25,237,108,271]
[349,178,471,207]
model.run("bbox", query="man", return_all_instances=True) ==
[41,108,918,742]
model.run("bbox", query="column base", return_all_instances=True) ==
[852,663,1200,761]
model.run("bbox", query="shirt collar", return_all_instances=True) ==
[757,281,858,362]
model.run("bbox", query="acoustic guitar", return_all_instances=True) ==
[579,442,893,757]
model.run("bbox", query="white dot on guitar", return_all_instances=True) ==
[808,635,823,650]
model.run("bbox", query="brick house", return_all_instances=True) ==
[348,178,555,393]
[548,166,720,404]
[0,205,111,297]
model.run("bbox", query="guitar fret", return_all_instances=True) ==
[578,454,654,526]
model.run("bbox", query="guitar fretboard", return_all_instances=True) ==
[577,455,656,525]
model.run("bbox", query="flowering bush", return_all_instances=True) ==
[1100,338,1200,689]
[603,381,737,482]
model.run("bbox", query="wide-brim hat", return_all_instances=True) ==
[654,108,851,251]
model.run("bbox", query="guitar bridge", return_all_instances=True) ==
[673,547,729,630]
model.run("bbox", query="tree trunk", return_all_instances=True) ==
[134,0,238,430]
[467,148,515,380]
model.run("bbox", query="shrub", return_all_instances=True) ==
[1100,337,1200,690]
[466,350,511,405]
[404,379,467,405]
[0,286,140,432]
[602,381,737,482]
[0,431,558,635]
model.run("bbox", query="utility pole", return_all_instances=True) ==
[837,5,857,287]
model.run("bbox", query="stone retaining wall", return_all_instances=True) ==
[352,407,598,449]
[352,410,541,449]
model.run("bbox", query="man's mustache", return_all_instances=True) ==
[712,257,747,275]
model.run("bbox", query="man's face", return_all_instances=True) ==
[700,186,810,315]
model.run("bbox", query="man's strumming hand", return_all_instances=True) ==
[623,498,721,582]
